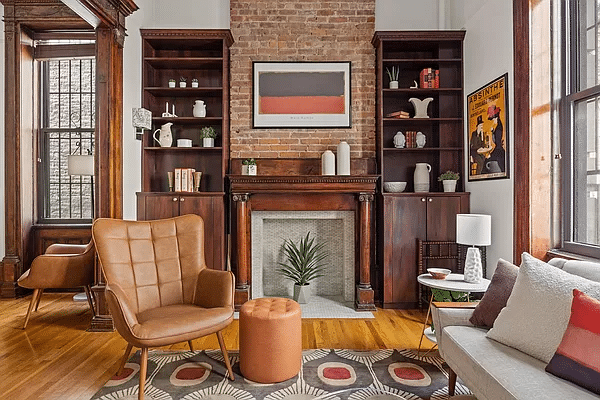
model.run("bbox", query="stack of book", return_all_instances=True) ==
[386,110,410,119]
[404,131,418,148]
[420,68,440,88]
[174,167,196,192]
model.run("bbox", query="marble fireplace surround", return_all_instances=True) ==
[229,174,378,311]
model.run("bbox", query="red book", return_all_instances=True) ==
[435,70,440,88]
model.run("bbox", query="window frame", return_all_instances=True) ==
[561,0,600,258]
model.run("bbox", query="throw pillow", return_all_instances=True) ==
[545,289,600,395]
[469,259,518,328]
[487,252,600,363]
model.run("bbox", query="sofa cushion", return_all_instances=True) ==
[545,289,600,395]
[442,325,600,400]
[487,253,600,363]
[469,259,518,328]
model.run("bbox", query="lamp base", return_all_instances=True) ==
[464,247,483,283]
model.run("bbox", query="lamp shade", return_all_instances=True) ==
[67,155,94,176]
[456,214,491,246]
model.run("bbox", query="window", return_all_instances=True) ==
[38,47,95,223]
[562,0,600,257]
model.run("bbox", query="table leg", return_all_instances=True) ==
[418,293,434,356]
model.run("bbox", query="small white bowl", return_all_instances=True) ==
[383,181,407,193]
[427,268,452,280]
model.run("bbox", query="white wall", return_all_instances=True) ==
[121,0,230,220]
[375,0,441,30]
[0,3,5,259]
[451,0,515,273]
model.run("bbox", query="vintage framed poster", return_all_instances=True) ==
[466,73,510,181]
[252,61,351,128]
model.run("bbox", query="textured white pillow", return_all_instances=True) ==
[486,252,600,363]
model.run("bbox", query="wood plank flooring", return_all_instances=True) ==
[0,292,434,400]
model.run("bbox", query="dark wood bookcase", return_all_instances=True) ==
[137,29,233,270]
[372,31,470,308]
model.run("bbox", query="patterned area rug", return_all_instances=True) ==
[92,349,471,400]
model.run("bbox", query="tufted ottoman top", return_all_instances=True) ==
[240,297,301,320]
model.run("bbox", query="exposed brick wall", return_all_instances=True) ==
[229,0,376,160]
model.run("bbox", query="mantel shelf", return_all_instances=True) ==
[229,175,378,193]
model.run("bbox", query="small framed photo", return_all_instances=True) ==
[252,61,351,128]
[467,73,510,181]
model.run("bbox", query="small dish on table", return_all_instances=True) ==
[427,268,452,280]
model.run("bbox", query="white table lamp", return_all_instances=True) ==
[456,214,491,283]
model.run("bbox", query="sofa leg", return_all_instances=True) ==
[448,367,457,396]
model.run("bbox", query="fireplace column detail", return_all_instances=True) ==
[233,193,250,308]
[357,193,376,311]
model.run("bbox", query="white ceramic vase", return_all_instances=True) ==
[414,162,431,192]
[443,180,457,192]
[337,141,350,175]
[409,97,434,118]
[242,165,257,176]
[203,138,214,147]
[321,150,335,175]
[389,80,399,89]
[464,247,483,283]
[193,100,206,117]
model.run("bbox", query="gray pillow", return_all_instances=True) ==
[469,259,518,328]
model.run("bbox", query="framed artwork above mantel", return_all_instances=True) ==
[252,61,351,128]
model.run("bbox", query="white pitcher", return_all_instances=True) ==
[414,162,431,192]
[193,100,206,118]
[153,122,173,147]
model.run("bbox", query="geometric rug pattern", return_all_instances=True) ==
[91,349,471,400]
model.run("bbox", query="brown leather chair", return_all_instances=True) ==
[17,241,96,329]
[92,214,235,400]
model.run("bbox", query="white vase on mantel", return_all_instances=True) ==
[337,141,350,175]
[321,150,335,175]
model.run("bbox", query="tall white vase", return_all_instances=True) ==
[321,150,335,175]
[337,141,350,175]
[414,162,431,192]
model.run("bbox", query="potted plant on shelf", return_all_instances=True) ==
[191,78,199,88]
[179,77,187,88]
[200,126,217,147]
[242,158,257,175]
[386,66,399,89]
[168,78,176,88]
[278,232,329,304]
[438,170,460,192]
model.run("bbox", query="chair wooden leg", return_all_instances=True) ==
[23,289,41,329]
[83,285,96,317]
[216,330,234,381]
[138,347,148,400]
[448,367,457,396]
[188,340,194,351]
[34,288,44,311]
[117,343,134,376]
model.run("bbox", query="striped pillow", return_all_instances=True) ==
[545,289,600,395]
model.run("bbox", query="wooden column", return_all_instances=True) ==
[356,193,376,311]
[232,193,250,309]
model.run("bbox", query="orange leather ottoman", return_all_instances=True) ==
[239,297,302,383]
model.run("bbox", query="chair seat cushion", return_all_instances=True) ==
[131,304,233,347]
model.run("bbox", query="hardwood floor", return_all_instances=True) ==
[0,292,434,400]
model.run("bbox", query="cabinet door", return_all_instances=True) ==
[179,195,226,270]
[138,194,179,220]
[426,196,462,241]
[383,196,426,307]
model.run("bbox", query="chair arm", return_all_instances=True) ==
[194,269,235,309]
[431,303,476,358]
[45,243,88,255]
[18,251,94,289]
[105,284,140,337]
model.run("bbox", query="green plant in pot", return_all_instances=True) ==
[242,158,257,175]
[278,232,329,304]
[438,170,460,192]
[200,126,217,147]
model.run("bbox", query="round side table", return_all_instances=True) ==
[417,273,490,354]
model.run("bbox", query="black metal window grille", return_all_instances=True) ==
[39,57,96,222]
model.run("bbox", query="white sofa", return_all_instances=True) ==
[431,258,600,400]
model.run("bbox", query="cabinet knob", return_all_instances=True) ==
[180,197,185,202]
[421,198,426,202]
[172,197,178,202]
[428,198,433,202]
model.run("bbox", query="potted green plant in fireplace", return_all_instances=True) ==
[278,232,329,304]
[200,126,217,147]
[438,170,460,192]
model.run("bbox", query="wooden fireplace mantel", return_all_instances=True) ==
[229,175,378,311]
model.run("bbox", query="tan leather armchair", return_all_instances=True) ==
[17,241,96,329]
[92,214,235,400]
